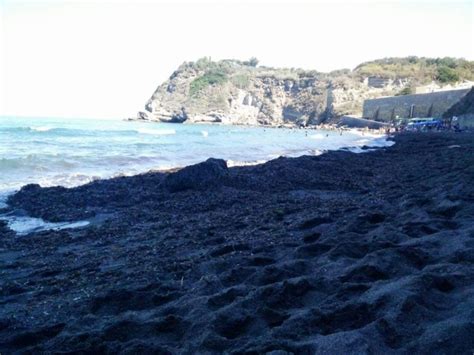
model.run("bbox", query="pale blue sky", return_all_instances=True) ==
[1,0,473,119]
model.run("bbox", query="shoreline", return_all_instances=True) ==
[0,131,392,234]
[131,117,389,135]
[0,127,391,212]
[1,132,473,353]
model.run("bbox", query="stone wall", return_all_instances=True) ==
[362,88,470,121]
[367,76,391,88]
[338,116,389,129]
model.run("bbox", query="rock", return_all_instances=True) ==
[171,108,188,122]
[136,58,410,127]
[163,158,228,192]
[7,184,42,206]
[137,111,150,120]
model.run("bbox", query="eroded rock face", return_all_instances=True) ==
[134,57,474,126]
[139,59,407,127]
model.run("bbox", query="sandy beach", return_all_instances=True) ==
[1,132,473,353]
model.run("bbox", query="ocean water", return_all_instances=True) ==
[0,116,391,211]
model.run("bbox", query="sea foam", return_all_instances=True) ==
[309,133,325,139]
[30,126,54,132]
[136,128,176,135]
[0,214,90,235]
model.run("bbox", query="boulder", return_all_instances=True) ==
[163,158,228,192]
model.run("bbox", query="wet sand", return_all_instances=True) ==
[1,132,473,353]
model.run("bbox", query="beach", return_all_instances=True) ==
[1,132,473,353]
[0,116,386,209]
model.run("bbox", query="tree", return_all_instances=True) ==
[436,66,459,83]
[244,57,259,67]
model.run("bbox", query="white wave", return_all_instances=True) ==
[348,128,385,138]
[309,133,325,139]
[348,136,395,153]
[38,173,101,188]
[356,138,371,145]
[201,130,209,137]
[136,128,176,136]
[0,214,90,236]
[226,159,267,167]
[309,149,324,156]
[30,126,54,132]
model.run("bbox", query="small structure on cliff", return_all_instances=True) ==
[366,76,391,88]
[362,88,471,121]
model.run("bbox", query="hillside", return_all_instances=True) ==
[355,57,474,84]
[137,56,474,126]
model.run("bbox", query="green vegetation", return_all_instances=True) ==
[195,57,213,70]
[189,69,228,96]
[354,57,474,84]
[231,74,250,89]
[395,87,413,96]
[243,57,259,67]
[182,56,472,101]
[192,57,237,73]
[436,66,460,83]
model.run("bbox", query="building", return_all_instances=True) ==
[366,76,391,88]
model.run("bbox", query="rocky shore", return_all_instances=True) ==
[1,133,474,353]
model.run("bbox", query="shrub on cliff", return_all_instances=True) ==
[231,74,251,89]
[354,57,473,84]
[243,57,259,67]
[436,66,460,83]
[395,87,413,96]
[189,69,228,96]
[195,57,213,70]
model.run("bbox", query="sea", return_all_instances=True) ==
[0,116,392,233]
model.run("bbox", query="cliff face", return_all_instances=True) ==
[139,57,473,126]
[144,59,330,125]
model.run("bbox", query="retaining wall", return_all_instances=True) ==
[363,88,470,121]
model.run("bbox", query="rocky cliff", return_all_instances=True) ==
[137,57,474,126]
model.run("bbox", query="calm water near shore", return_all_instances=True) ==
[0,116,391,207]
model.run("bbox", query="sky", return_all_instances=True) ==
[0,0,473,119]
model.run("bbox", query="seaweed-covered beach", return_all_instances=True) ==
[1,132,473,353]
